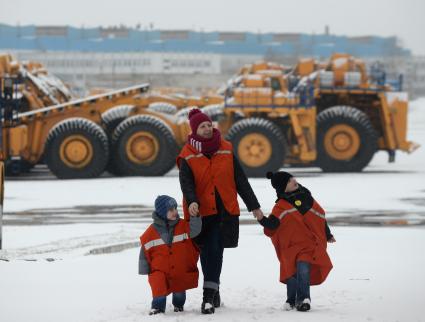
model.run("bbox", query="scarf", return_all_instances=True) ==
[188,128,221,156]
[276,184,314,215]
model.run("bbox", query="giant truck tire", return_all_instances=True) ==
[226,118,287,177]
[101,105,135,140]
[316,106,378,172]
[110,115,178,176]
[44,118,109,179]
[201,104,225,122]
[147,102,177,115]
[101,105,135,175]
[175,106,198,120]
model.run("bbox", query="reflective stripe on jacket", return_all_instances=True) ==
[140,220,199,297]
[177,139,240,220]
[264,198,333,285]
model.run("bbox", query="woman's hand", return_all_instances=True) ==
[252,208,264,220]
[188,202,199,216]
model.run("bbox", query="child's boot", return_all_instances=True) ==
[149,308,164,315]
[296,298,311,312]
[284,300,295,311]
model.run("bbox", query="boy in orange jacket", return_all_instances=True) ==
[256,172,335,312]
[138,195,201,315]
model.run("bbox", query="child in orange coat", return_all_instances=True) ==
[256,171,335,312]
[139,195,201,315]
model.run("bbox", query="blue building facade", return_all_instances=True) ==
[0,24,410,58]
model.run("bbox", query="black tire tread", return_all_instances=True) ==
[175,106,198,120]
[111,115,178,176]
[147,102,177,115]
[226,117,287,177]
[101,105,136,175]
[316,105,378,172]
[101,105,134,124]
[101,105,134,135]
[201,104,225,121]
[45,118,109,179]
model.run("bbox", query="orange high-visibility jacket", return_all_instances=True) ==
[140,220,199,297]
[264,198,333,285]
[177,139,240,220]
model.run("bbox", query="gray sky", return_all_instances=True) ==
[1,0,424,55]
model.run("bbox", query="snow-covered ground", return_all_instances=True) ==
[0,98,424,322]
[1,226,425,322]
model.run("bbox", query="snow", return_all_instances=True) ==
[333,57,348,69]
[1,98,425,322]
[386,92,409,105]
[1,226,425,322]
[246,74,263,80]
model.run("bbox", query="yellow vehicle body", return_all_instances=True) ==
[219,106,317,164]
[0,82,193,178]
[0,54,199,178]
[214,53,418,175]
[0,53,418,178]
[310,53,417,155]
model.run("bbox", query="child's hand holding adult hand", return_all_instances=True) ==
[252,208,264,220]
[188,202,199,216]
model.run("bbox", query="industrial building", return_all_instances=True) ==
[1,24,423,97]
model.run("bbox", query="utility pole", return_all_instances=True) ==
[0,76,18,250]
[0,154,3,250]
[0,79,5,250]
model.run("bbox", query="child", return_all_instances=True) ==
[256,171,335,312]
[138,195,201,315]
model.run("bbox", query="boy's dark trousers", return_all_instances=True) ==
[286,261,311,305]
[151,292,186,311]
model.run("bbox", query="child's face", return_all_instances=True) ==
[166,208,178,220]
[285,177,299,193]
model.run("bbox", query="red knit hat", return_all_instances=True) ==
[188,108,212,133]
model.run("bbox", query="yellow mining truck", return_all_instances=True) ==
[0,77,196,179]
[293,53,418,171]
[215,54,418,176]
[0,54,222,114]
[0,52,417,179]
[214,73,316,177]
[0,54,224,178]
[0,54,74,112]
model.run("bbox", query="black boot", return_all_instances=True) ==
[173,306,184,312]
[296,298,311,312]
[213,289,221,308]
[201,288,216,314]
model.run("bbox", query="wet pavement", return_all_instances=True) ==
[3,165,425,227]
[5,164,420,181]
[3,204,425,227]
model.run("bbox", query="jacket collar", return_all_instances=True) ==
[152,211,179,227]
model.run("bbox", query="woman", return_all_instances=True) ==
[177,109,263,314]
